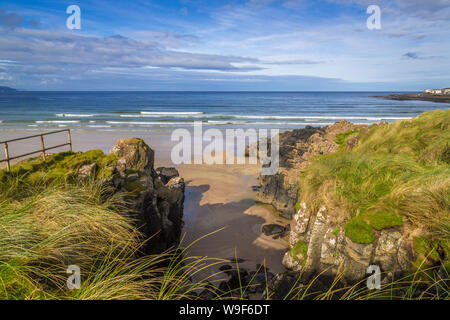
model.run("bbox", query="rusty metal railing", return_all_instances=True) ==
[0,129,72,171]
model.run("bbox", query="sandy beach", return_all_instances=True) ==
[0,129,290,273]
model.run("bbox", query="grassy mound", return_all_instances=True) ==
[298,110,450,265]
[0,152,222,300]
[0,150,118,199]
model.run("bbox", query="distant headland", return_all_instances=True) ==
[374,87,450,103]
[0,86,17,93]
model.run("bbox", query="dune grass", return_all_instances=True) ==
[298,109,450,272]
[0,170,229,300]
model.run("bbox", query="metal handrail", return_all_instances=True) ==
[0,129,72,171]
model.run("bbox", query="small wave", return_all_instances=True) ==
[36,120,80,124]
[88,125,112,128]
[140,111,204,115]
[106,121,190,125]
[56,113,96,117]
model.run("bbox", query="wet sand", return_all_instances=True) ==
[179,162,290,274]
[0,130,289,273]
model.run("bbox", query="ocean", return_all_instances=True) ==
[0,91,448,133]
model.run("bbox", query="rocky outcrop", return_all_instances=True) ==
[256,121,421,286]
[282,203,417,284]
[96,138,185,254]
[256,121,366,218]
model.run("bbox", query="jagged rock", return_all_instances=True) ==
[266,272,303,300]
[156,167,179,184]
[256,122,366,218]
[76,138,185,255]
[283,202,418,285]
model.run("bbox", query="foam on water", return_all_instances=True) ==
[1,91,447,132]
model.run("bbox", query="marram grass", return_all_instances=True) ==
[298,110,450,251]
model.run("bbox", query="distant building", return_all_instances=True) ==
[423,88,449,95]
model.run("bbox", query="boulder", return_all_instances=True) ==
[78,138,185,255]
[110,138,154,174]
[261,224,286,236]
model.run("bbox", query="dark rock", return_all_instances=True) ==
[245,271,276,294]
[256,121,367,218]
[156,167,179,184]
[262,224,286,236]
[219,264,233,272]
[106,138,185,254]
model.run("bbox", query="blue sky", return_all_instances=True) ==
[0,0,449,90]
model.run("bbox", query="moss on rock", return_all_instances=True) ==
[291,240,308,266]
[345,218,375,244]
[363,211,403,231]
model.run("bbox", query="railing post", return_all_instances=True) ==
[67,130,72,152]
[4,142,10,172]
[40,135,46,160]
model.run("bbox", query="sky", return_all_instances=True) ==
[0,0,449,91]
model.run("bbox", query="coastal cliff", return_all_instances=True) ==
[258,110,450,287]
[256,120,366,219]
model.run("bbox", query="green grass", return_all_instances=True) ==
[2,150,118,192]
[0,151,227,300]
[298,110,449,263]
[344,218,374,244]
[0,175,230,300]
[291,240,308,266]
